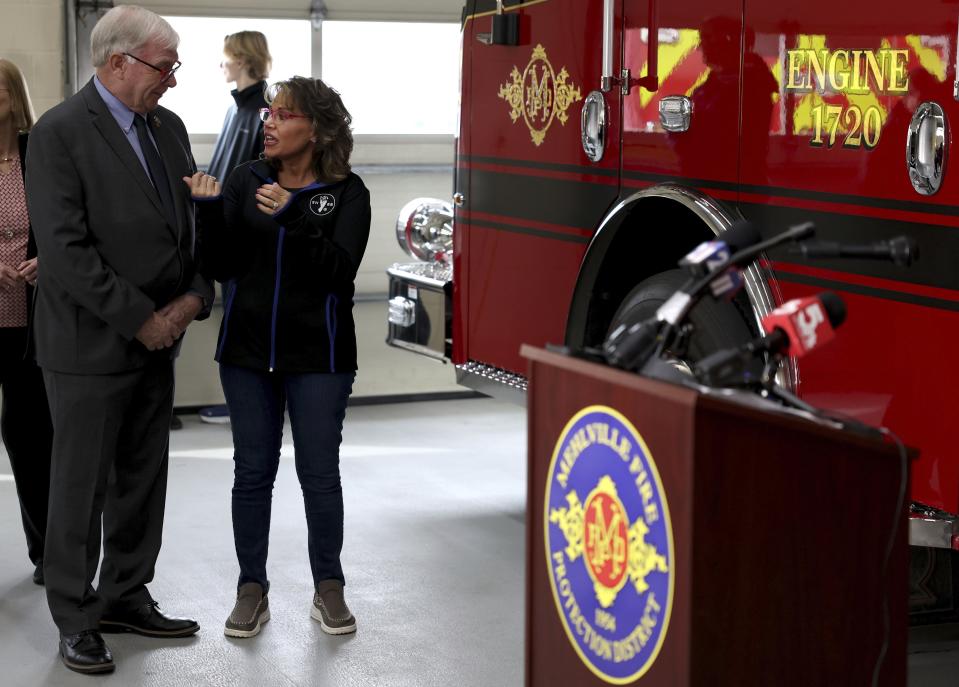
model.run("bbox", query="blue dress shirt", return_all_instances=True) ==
[93,76,161,187]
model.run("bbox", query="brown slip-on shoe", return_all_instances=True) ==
[310,579,356,635]
[225,583,270,638]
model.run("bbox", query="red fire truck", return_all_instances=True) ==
[386,0,959,602]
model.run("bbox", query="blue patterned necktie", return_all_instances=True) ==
[133,114,176,228]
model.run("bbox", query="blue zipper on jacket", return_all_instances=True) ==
[215,280,238,360]
[250,164,330,372]
[326,294,339,372]
[269,227,286,371]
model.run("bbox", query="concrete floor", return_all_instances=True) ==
[2,396,959,686]
[906,622,959,687]
[0,398,526,686]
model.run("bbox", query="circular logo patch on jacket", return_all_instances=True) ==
[544,405,673,684]
[310,194,335,216]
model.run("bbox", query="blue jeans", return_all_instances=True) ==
[220,363,354,592]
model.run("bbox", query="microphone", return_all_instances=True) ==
[679,221,763,276]
[604,318,662,370]
[603,221,761,370]
[789,235,919,266]
[694,292,846,386]
[678,221,762,301]
[654,221,815,328]
[761,292,846,355]
[708,269,746,300]
[605,221,813,372]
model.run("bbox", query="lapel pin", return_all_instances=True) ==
[152,114,161,128]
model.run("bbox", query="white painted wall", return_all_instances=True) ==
[1,0,64,118]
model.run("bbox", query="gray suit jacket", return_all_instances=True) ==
[26,79,213,374]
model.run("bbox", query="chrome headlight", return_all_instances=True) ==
[395,198,454,263]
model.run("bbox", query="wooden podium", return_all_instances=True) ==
[523,345,907,687]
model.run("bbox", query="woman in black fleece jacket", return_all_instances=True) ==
[186,76,370,639]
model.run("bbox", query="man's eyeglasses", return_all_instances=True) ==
[259,107,311,124]
[123,52,181,83]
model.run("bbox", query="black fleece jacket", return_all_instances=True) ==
[206,81,267,183]
[196,160,371,373]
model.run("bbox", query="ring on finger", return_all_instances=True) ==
[273,200,278,209]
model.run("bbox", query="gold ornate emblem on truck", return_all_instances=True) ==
[498,43,583,146]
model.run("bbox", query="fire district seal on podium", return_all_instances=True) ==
[544,405,674,684]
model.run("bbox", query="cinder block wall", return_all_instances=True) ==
[1,0,64,119]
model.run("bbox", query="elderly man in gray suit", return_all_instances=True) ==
[25,5,214,675]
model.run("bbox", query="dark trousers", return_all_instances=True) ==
[0,327,53,566]
[42,359,174,634]
[219,363,354,592]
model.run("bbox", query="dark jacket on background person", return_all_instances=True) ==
[4,130,53,574]
[206,80,267,182]
[196,159,371,373]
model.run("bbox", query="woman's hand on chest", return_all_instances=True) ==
[255,183,292,216]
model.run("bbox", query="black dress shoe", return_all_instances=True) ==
[170,414,183,430]
[59,630,114,674]
[32,562,44,586]
[100,601,199,638]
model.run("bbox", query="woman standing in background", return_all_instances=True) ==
[0,58,53,586]
[199,30,272,426]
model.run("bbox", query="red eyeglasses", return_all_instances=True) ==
[259,107,311,123]
[123,52,181,83]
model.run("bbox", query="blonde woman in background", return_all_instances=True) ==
[0,58,53,587]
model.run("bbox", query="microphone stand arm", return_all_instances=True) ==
[651,222,816,360]
[758,380,821,415]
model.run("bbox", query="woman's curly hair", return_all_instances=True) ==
[266,76,353,183]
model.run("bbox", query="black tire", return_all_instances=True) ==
[608,269,757,364]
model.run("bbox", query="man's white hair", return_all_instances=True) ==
[90,5,179,68]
